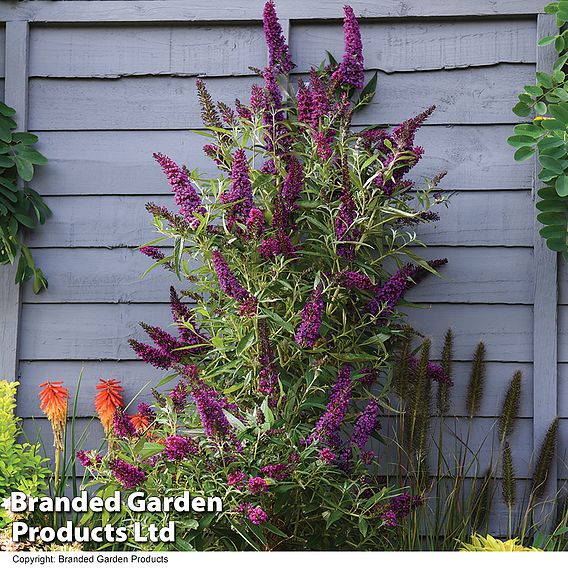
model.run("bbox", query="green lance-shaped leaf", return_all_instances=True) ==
[502,443,517,509]
[466,342,486,419]
[531,417,559,499]
[498,370,522,442]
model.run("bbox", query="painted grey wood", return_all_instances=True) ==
[533,14,558,509]
[0,26,5,77]
[29,24,267,78]
[20,246,532,305]
[380,416,534,478]
[31,126,532,197]
[19,303,533,362]
[0,21,29,381]
[19,303,180,360]
[23,191,534,249]
[27,65,533,131]
[19,361,164,418]
[21,248,180,304]
[403,304,533,363]
[28,19,535,78]
[0,0,549,22]
[418,191,534,247]
[406,247,534,305]
[17,359,537,419]
[292,18,537,73]
[553,308,568,362]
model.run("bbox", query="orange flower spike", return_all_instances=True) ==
[39,381,69,451]
[95,378,124,433]
[130,413,149,433]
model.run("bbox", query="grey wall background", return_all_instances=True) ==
[0,0,563,532]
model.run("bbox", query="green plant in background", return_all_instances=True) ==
[0,380,50,528]
[0,101,50,292]
[77,1,449,551]
[508,0,568,257]
[383,330,562,551]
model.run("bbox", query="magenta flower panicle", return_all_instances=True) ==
[153,152,205,227]
[332,5,365,89]
[109,458,146,489]
[295,286,324,348]
[263,0,294,74]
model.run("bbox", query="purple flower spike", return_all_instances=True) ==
[139,246,165,262]
[109,458,146,489]
[153,153,205,227]
[212,250,254,308]
[169,381,189,413]
[263,1,294,74]
[220,148,255,233]
[248,506,269,525]
[247,476,268,495]
[163,435,198,461]
[333,6,365,89]
[351,399,380,451]
[129,339,174,370]
[113,408,137,438]
[191,380,243,452]
[310,365,353,445]
[295,286,324,348]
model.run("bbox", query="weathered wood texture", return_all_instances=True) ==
[532,14,559,510]
[0,21,28,381]
[0,1,550,22]
[30,126,531,196]
[5,0,564,518]
[27,66,533,130]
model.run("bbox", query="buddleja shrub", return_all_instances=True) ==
[82,2,447,551]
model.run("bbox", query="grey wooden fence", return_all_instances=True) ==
[0,0,564,532]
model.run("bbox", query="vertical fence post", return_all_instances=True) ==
[533,12,559,521]
[0,20,29,379]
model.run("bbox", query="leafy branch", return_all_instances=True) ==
[0,101,50,293]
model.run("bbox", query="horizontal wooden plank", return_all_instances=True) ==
[406,247,534,305]
[403,304,533,362]
[25,190,533,249]
[419,191,534,247]
[29,24,267,78]
[380,416,534,478]
[21,248,180,304]
[28,65,533,130]
[31,125,531,196]
[19,302,532,362]
[292,18,536,73]
[18,360,166,418]
[18,360,538,419]
[28,19,536,79]
[22,246,532,305]
[0,1,549,23]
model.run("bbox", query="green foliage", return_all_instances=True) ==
[386,332,558,550]
[0,380,50,528]
[509,1,568,257]
[0,101,50,292]
[82,394,397,551]
[465,342,486,419]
